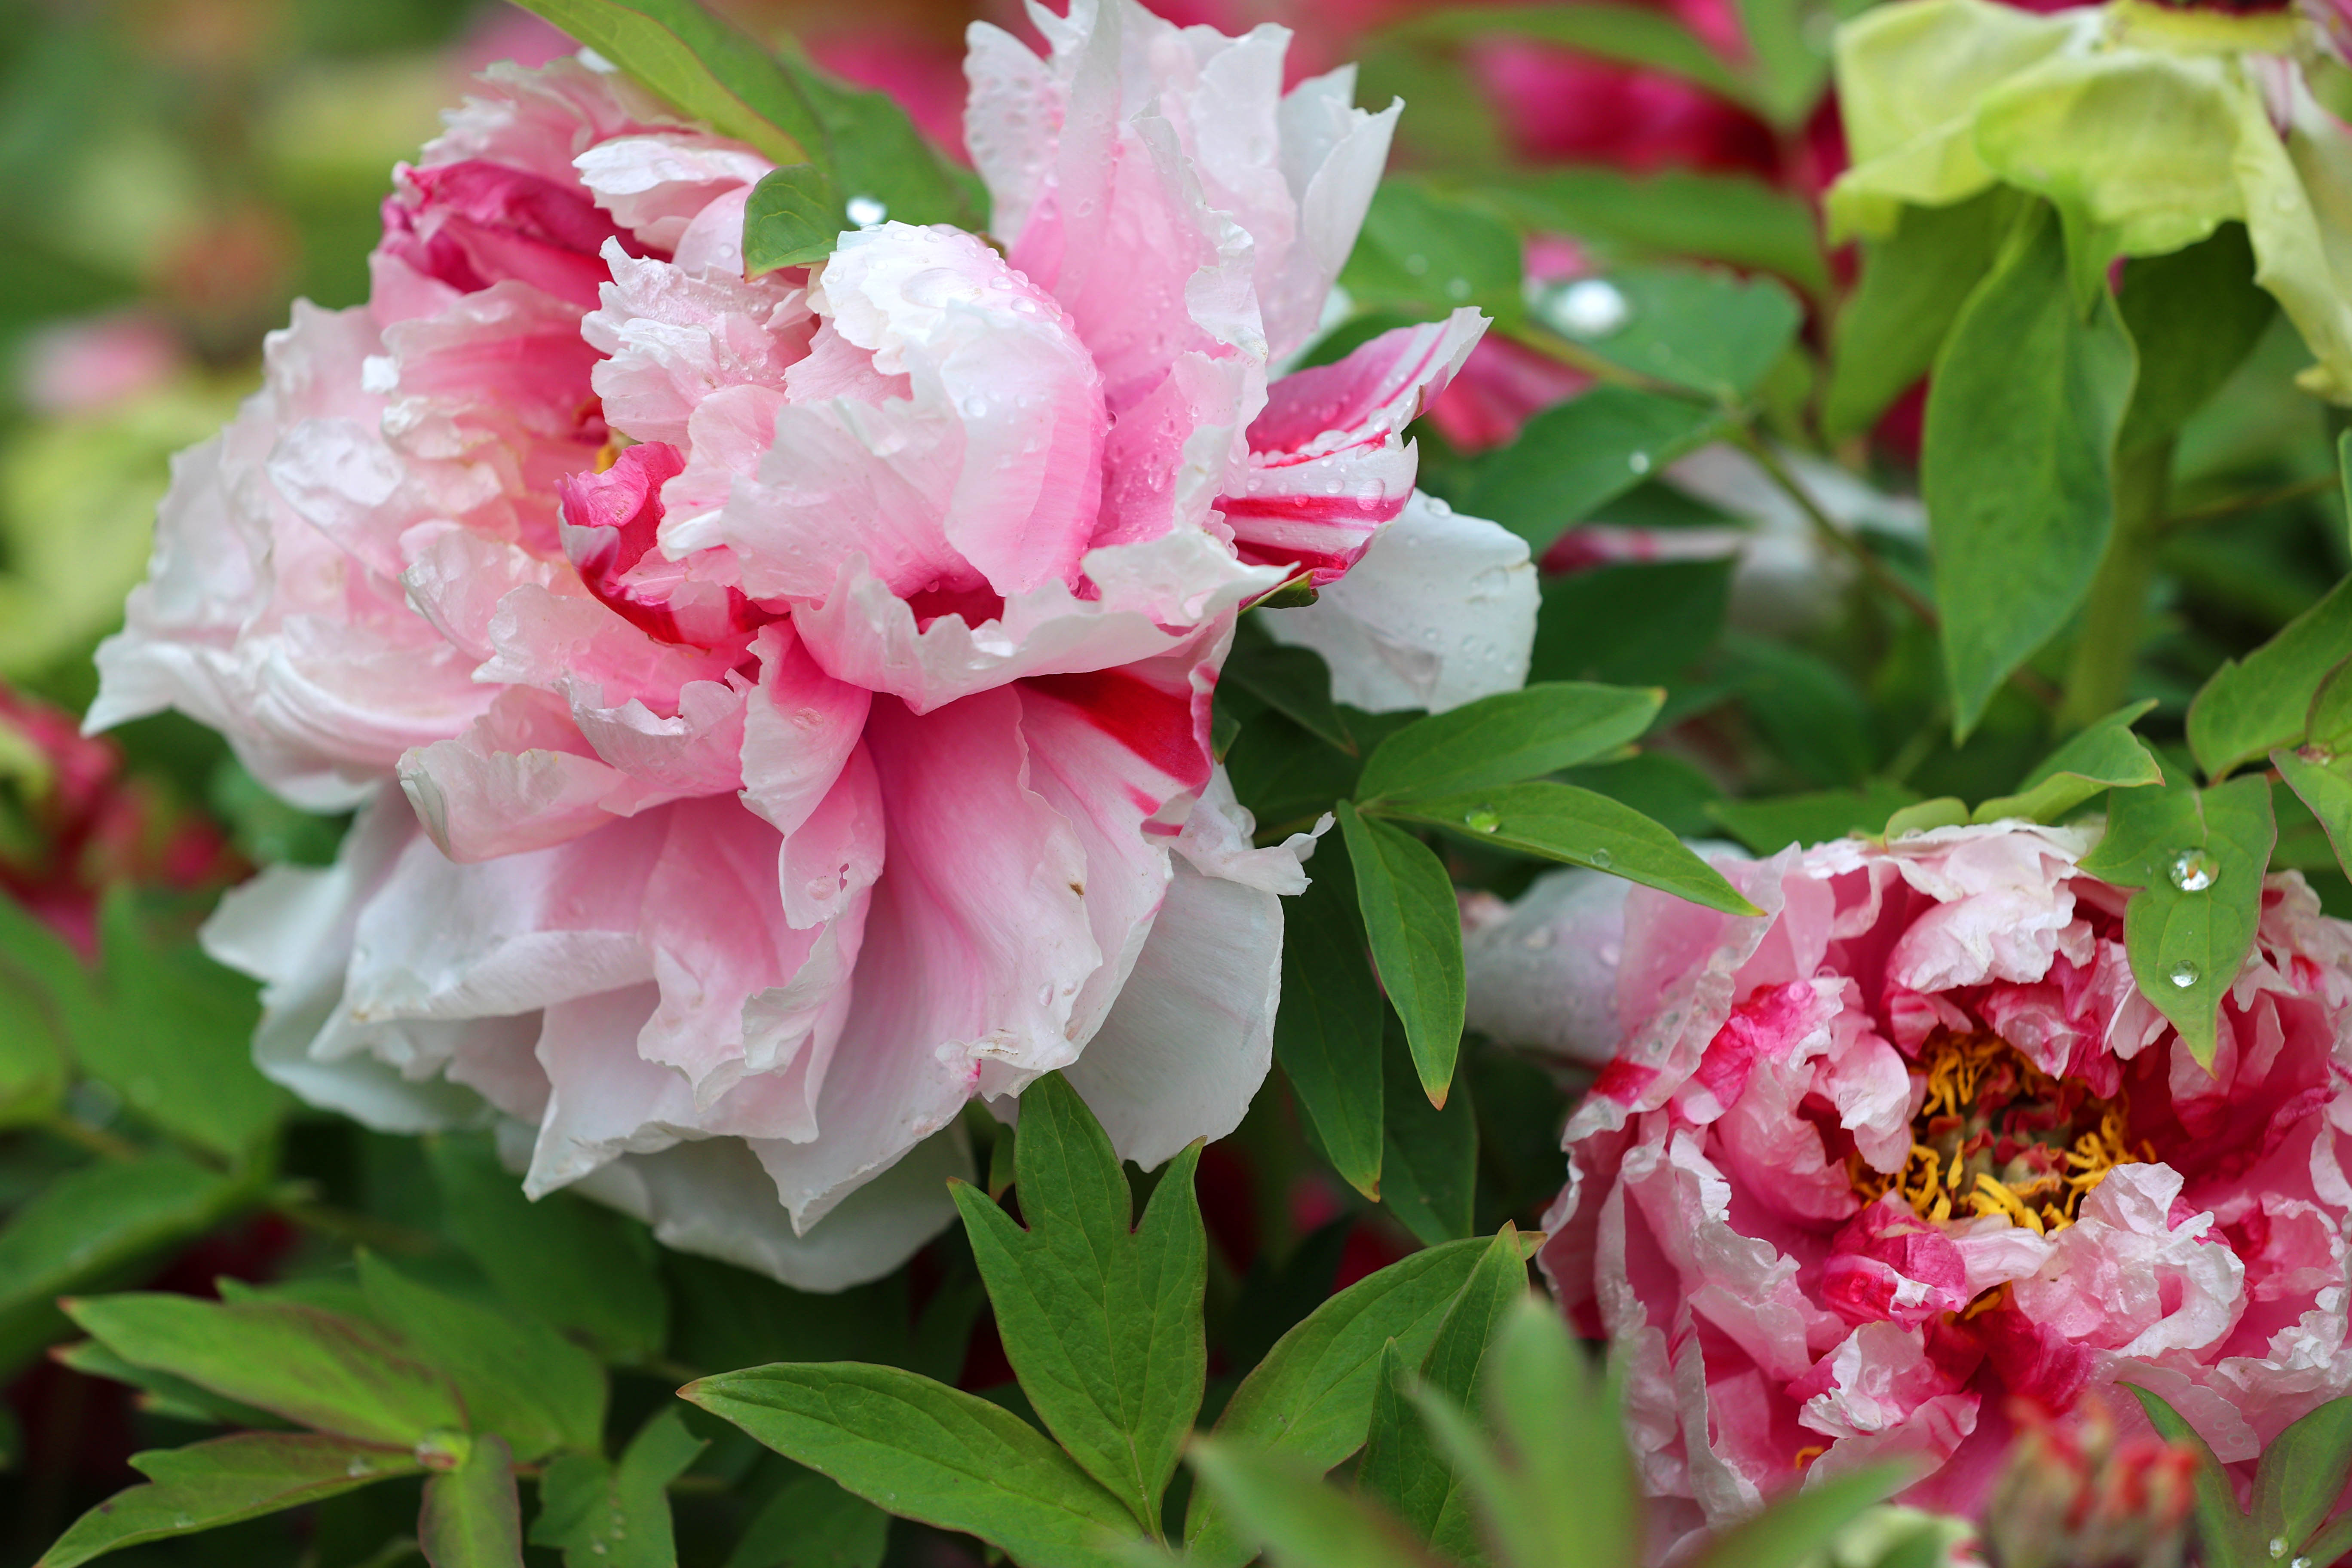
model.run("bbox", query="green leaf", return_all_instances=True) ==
[2122,1384,2257,1568]
[1538,265,1804,403]
[511,0,817,165]
[64,1293,464,1448]
[1186,1440,1434,1568]
[770,53,977,233]
[1458,168,1826,293]
[1707,781,1922,854]
[1338,181,1523,326]
[1357,683,1663,802]
[1473,1297,1638,1568]
[427,1134,668,1363]
[1721,635,1876,788]
[2188,576,2352,780]
[0,903,67,1127]
[684,1362,1141,1568]
[2252,1397,2352,1562]
[37,1433,420,1568]
[2116,223,2275,453]
[1925,202,2137,739]
[1822,187,2022,439]
[1338,805,1466,1108]
[356,1254,606,1462]
[1530,560,1733,687]
[1973,701,2164,823]
[2275,745,2352,881]
[1274,838,1386,1200]
[1386,5,1755,108]
[1357,1231,1527,1559]
[73,891,291,1161]
[1372,782,1760,916]
[1185,1236,1506,1567]
[1461,388,1730,556]
[1731,0,1835,126]
[531,1408,704,1568]
[948,1072,1205,1533]
[1225,713,1368,833]
[744,164,845,274]
[1687,1466,1908,1568]
[1377,1018,1476,1247]
[726,1472,890,1568]
[421,1433,524,1568]
[0,1154,245,1326]
[2078,776,2276,1069]
[1225,634,1354,755]
[53,1341,288,1429]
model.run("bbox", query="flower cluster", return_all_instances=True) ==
[92,0,1534,1288]
[1501,825,2352,1550]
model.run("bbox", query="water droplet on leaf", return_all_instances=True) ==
[845,194,888,227]
[1589,847,1614,869]
[1464,806,1502,833]
[1628,451,1652,475]
[2169,960,2201,989]
[2168,848,2219,892]
[1545,278,1632,338]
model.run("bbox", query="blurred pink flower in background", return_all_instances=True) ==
[1487,825,2352,1553]
[91,0,1534,1288]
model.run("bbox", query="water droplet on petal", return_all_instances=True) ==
[1520,927,1556,950]
[1037,982,1056,1008]
[845,194,888,227]
[962,395,989,418]
[2170,960,2202,989]
[2168,848,2219,892]
[1589,847,1614,870]
[1464,806,1502,833]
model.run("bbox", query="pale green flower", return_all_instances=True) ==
[1829,0,2352,401]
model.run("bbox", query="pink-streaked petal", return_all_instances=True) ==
[739,622,872,840]
[1222,311,1485,585]
[584,242,812,448]
[399,686,624,862]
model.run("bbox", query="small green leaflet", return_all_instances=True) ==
[1460,388,1730,556]
[684,1362,1139,1568]
[1378,1017,1477,1247]
[2078,776,2275,1069]
[64,1293,465,1449]
[1273,836,1386,1199]
[420,1433,525,1568]
[744,164,845,274]
[948,1073,1206,1534]
[1372,782,1758,916]
[1357,683,1663,802]
[1925,202,2137,739]
[512,0,818,164]
[1338,805,1467,1108]
[1357,1230,1528,1560]
[531,1408,706,1568]
[1184,1235,1507,1567]
[1972,701,2164,823]
[2187,576,2352,779]
[38,1433,421,1568]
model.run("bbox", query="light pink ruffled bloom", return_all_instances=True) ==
[1516,824,2352,1553]
[92,2,1527,1288]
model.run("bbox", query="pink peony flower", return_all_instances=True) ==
[92,2,1532,1288]
[1491,824,2352,1553]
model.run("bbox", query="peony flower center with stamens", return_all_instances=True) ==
[1852,1031,2154,1235]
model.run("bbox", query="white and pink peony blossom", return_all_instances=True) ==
[93,0,1537,1289]
[1487,824,2352,1553]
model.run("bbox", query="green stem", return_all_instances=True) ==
[2059,439,2174,732]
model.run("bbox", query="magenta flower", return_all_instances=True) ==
[1513,824,2352,1551]
[92,3,1532,1288]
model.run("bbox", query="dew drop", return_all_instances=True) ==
[1404,252,1431,276]
[591,1544,609,1558]
[346,1457,372,1477]
[2169,959,2202,989]
[962,395,989,418]
[173,1514,195,1530]
[1520,927,1556,950]
[1445,276,1472,301]
[2168,848,2219,892]
[2269,1539,2288,1561]
[1038,982,1056,1008]
[1464,806,1502,833]
[1545,278,1632,339]
[1628,451,1652,475]
[845,194,888,227]
[1588,847,1614,870]
[804,876,836,903]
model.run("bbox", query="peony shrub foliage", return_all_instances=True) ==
[11,0,2352,1563]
